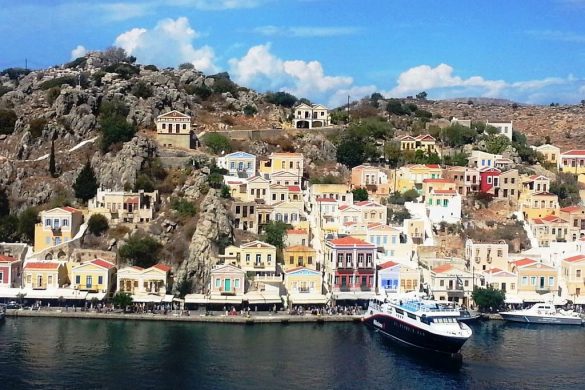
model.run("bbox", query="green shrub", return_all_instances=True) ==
[73,161,99,202]
[29,118,47,138]
[104,63,139,80]
[87,214,109,236]
[46,87,61,105]
[264,91,297,108]
[179,63,195,70]
[92,70,106,87]
[171,198,197,217]
[118,234,162,268]
[144,65,158,71]
[131,81,153,99]
[99,115,135,152]
[0,67,30,80]
[65,57,87,69]
[134,174,156,192]
[202,132,232,154]
[243,104,257,116]
[212,77,238,96]
[184,84,212,100]
[17,207,38,243]
[39,76,76,90]
[99,97,129,118]
[0,109,17,135]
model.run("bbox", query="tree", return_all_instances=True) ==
[102,47,131,64]
[134,174,155,192]
[550,173,581,207]
[440,124,477,147]
[352,188,369,202]
[202,132,232,154]
[220,185,231,199]
[243,104,257,116]
[112,292,133,311]
[87,214,109,236]
[415,91,428,100]
[265,91,297,108]
[118,234,162,268]
[99,97,129,118]
[475,192,494,208]
[262,221,291,249]
[49,140,57,177]
[484,135,510,154]
[386,99,408,115]
[336,140,366,168]
[389,208,411,224]
[131,81,153,99]
[0,187,9,217]
[178,62,195,70]
[73,161,99,202]
[472,286,505,312]
[0,215,18,242]
[99,114,136,152]
[18,208,38,243]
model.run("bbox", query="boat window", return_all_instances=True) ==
[407,313,416,320]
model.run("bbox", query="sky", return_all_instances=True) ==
[2,0,585,107]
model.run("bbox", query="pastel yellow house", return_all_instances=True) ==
[482,268,518,294]
[533,144,560,168]
[561,254,585,298]
[117,263,172,297]
[155,110,194,149]
[23,262,67,289]
[400,134,439,156]
[284,267,326,305]
[309,184,353,206]
[71,259,116,294]
[530,215,570,247]
[220,240,277,278]
[34,207,84,252]
[561,150,585,174]
[259,152,304,181]
[510,258,558,296]
[521,192,560,220]
[283,245,317,272]
[395,164,443,194]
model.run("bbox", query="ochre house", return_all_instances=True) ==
[34,207,83,253]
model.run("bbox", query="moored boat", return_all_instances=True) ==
[499,303,584,325]
[363,297,472,355]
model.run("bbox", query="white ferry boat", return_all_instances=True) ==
[499,303,584,325]
[363,297,472,354]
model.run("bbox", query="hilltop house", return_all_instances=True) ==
[88,189,159,225]
[292,103,331,129]
[217,151,257,178]
[533,144,560,168]
[399,134,439,156]
[561,150,585,174]
[486,120,513,140]
[155,110,196,149]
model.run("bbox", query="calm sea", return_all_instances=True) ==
[0,317,583,389]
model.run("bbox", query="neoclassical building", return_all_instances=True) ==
[155,110,197,149]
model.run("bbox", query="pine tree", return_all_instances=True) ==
[49,140,57,177]
[73,161,99,202]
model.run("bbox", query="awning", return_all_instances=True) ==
[0,288,24,299]
[574,297,585,305]
[244,291,282,304]
[132,294,163,303]
[288,293,328,305]
[16,289,88,300]
[184,294,207,304]
[86,292,106,301]
[207,295,244,304]
[333,291,376,300]
[504,295,523,304]
[521,295,547,303]
[162,295,175,303]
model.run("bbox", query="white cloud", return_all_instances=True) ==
[253,25,360,37]
[70,45,88,60]
[229,44,370,106]
[114,17,217,73]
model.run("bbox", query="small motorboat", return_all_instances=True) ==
[499,302,584,325]
[457,308,482,323]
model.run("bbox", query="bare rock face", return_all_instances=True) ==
[176,170,209,200]
[173,188,233,294]
[295,132,337,163]
[92,135,157,190]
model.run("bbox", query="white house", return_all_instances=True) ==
[217,151,257,178]
[486,120,513,140]
[292,103,331,129]
[426,189,462,224]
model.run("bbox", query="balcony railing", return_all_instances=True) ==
[536,285,550,293]
[51,227,62,236]
[360,284,371,291]
[339,285,350,292]
[254,263,265,269]
[298,287,311,293]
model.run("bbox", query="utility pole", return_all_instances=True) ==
[25,58,28,71]
[347,95,350,124]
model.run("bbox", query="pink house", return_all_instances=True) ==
[0,255,22,288]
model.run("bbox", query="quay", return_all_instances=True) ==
[5,309,363,324]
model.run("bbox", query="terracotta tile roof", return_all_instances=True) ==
[152,263,172,272]
[425,164,441,169]
[433,190,458,195]
[485,267,503,274]
[61,206,81,213]
[0,255,18,263]
[415,134,435,141]
[562,150,585,156]
[287,228,307,235]
[288,186,301,192]
[91,259,116,269]
[511,258,537,267]
[378,261,398,270]
[564,254,585,263]
[422,178,453,184]
[24,262,59,270]
[328,236,372,246]
[560,206,584,213]
[432,264,454,274]
[316,197,336,203]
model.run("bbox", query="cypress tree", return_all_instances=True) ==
[49,140,57,177]
[73,161,99,202]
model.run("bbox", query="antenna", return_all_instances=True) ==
[25,58,28,71]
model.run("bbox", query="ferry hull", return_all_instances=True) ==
[500,313,583,325]
[363,313,469,354]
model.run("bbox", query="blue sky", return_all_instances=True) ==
[2,0,585,106]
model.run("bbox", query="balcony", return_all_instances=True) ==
[51,227,62,236]
[360,284,371,292]
[298,287,311,293]
[339,285,350,292]
[253,263,265,269]
[536,285,550,294]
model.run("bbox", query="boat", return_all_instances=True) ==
[457,308,482,323]
[0,304,5,321]
[363,297,472,355]
[499,303,584,325]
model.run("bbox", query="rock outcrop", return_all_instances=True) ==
[173,188,233,294]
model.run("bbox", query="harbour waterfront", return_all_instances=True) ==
[1,318,584,389]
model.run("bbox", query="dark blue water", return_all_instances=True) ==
[0,318,583,389]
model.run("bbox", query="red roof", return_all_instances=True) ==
[328,236,372,247]
[562,150,585,156]
[91,259,116,269]
[152,263,171,272]
[61,206,81,213]
[433,189,458,195]
[485,268,503,274]
[560,206,584,213]
[423,178,453,184]
[511,258,537,267]
[415,134,435,141]
[288,186,301,192]
[432,264,454,274]
[0,255,18,263]
[24,262,59,270]
[316,197,336,203]
[379,261,398,270]
[564,254,585,263]
[425,164,441,169]
[287,228,307,235]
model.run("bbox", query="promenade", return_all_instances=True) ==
[5,309,363,324]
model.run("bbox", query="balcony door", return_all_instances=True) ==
[224,278,231,292]
[540,277,545,289]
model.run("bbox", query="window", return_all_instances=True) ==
[577,270,582,278]
[62,219,69,227]
[530,276,536,285]
[548,277,554,286]
[215,278,221,287]
[75,275,80,284]
[45,219,51,227]
[497,249,503,257]
[487,177,492,184]
[230,162,235,169]
[162,123,166,129]
[48,275,53,285]
[53,218,60,228]
[256,254,261,263]
[235,279,240,288]
[98,276,103,285]
[86,275,92,287]
[267,254,272,263]
[464,280,469,287]
[290,256,294,265]
[522,276,528,285]
[308,256,313,265]
[440,280,444,286]
[245,254,250,263]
